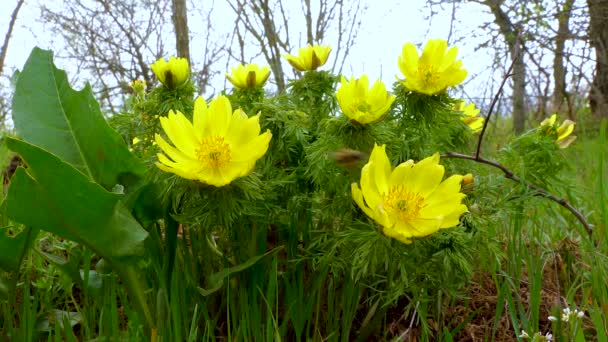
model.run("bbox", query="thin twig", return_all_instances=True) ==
[476,62,515,159]
[442,152,593,239]
[447,0,456,44]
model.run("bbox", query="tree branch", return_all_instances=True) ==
[441,152,593,239]
[475,50,517,158]
[0,0,25,76]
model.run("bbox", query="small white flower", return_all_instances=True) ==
[561,307,572,322]
[545,332,553,341]
[519,330,530,338]
[548,316,558,322]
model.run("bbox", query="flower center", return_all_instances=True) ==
[347,99,371,115]
[381,185,425,223]
[420,64,440,87]
[196,136,231,169]
[355,102,371,113]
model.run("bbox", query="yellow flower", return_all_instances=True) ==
[283,44,331,71]
[155,95,272,187]
[130,79,146,94]
[351,144,467,244]
[539,114,576,148]
[336,75,396,124]
[151,56,189,88]
[226,63,271,89]
[398,39,467,95]
[454,100,484,133]
[132,137,141,145]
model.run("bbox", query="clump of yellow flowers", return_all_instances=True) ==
[336,75,395,124]
[226,63,271,89]
[539,114,576,148]
[283,44,331,71]
[351,144,468,244]
[454,100,484,133]
[155,95,272,187]
[151,56,190,88]
[398,39,467,95]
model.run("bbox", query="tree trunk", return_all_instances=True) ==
[588,0,608,119]
[551,0,575,116]
[171,0,190,62]
[485,0,527,134]
[511,41,526,134]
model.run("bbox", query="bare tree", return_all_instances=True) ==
[225,0,364,92]
[551,0,576,114]
[587,0,608,119]
[0,0,25,76]
[0,0,25,126]
[41,0,171,112]
[428,0,593,131]
[41,0,222,112]
[172,0,191,61]
[484,0,527,134]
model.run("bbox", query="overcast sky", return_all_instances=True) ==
[0,0,511,104]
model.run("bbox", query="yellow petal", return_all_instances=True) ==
[352,183,375,219]
[360,162,382,212]
[438,204,468,228]
[225,111,262,147]
[368,144,391,194]
[388,160,414,186]
[231,130,272,162]
[382,224,413,244]
[193,96,209,139]
[541,114,557,127]
[556,135,576,149]
[155,134,195,164]
[407,217,442,237]
[156,162,196,180]
[159,111,195,155]
[424,174,464,206]
[419,193,466,219]
[206,96,233,137]
[150,58,168,84]
[557,120,575,141]
[403,153,444,196]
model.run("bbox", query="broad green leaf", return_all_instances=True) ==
[11,47,144,190]
[35,310,82,333]
[0,225,37,272]
[4,138,147,260]
[198,247,282,296]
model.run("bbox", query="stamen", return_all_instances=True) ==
[196,136,231,169]
[381,185,425,223]
[420,64,440,87]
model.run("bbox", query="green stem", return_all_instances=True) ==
[114,263,155,334]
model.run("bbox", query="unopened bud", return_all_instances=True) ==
[461,173,474,193]
[329,148,368,168]
[130,79,146,95]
